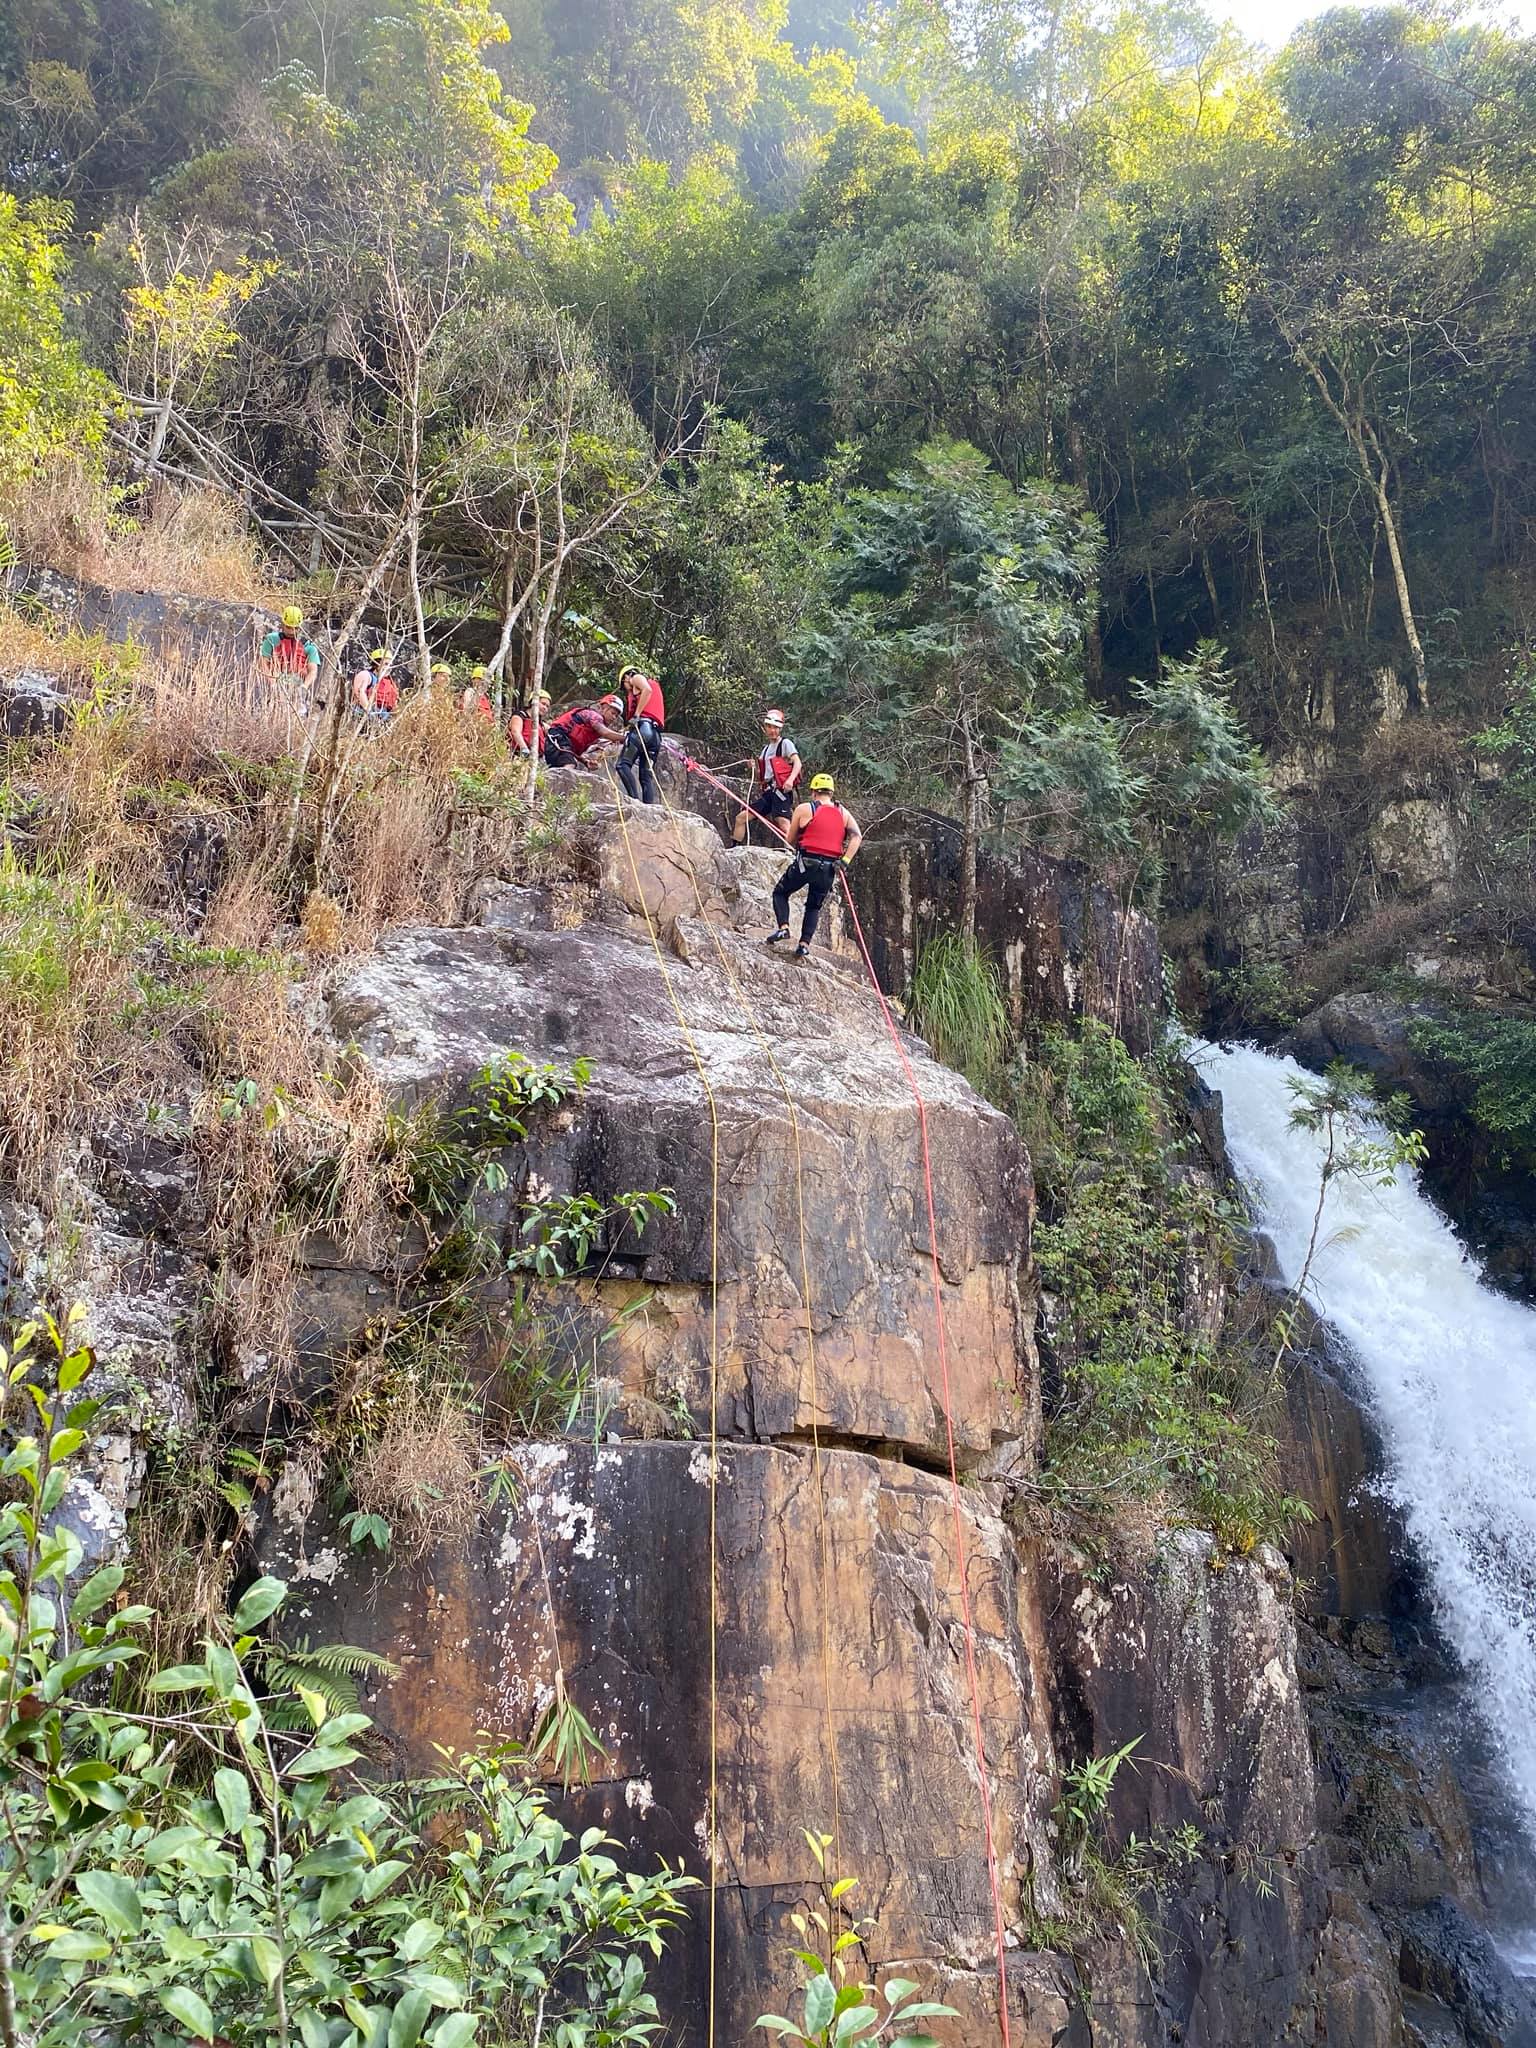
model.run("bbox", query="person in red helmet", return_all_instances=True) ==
[615,663,666,804]
[733,707,801,845]
[768,772,861,958]
[543,695,625,770]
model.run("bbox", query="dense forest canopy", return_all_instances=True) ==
[4,0,1536,879]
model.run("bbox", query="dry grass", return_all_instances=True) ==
[2,467,277,606]
[347,1373,485,1562]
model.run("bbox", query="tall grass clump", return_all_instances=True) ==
[906,929,1012,1100]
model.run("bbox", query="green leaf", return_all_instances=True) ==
[250,1934,284,1989]
[69,1564,124,1622]
[289,1743,360,1776]
[428,2016,477,2048]
[388,1986,432,2048]
[159,1985,215,2039]
[754,2024,800,2039]
[889,2037,945,2048]
[214,1766,252,1831]
[44,1931,111,1961]
[231,1576,287,1631]
[48,1427,85,1460]
[145,1662,210,1693]
[77,1868,141,1936]
[399,1918,444,1962]
[881,1981,919,2006]
[804,1974,836,2034]
[833,2008,880,2043]
[404,1972,465,2009]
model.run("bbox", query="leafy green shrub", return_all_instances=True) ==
[1409,1009,1536,1160]
[0,1309,694,2048]
[1018,1022,1305,1546]
[905,930,1011,1100]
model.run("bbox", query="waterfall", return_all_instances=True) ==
[1197,1038,1536,1843]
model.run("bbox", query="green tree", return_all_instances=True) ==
[0,196,111,495]
[790,435,1101,934]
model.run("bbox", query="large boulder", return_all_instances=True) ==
[325,805,1035,1463]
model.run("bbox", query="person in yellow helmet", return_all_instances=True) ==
[460,666,494,723]
[768,772,861,958]
[259,603,320,711]
[351,645,396,720]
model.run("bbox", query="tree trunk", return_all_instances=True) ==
[1370,458,1430,711]
[407,508,431,696]
[960,781,980,943]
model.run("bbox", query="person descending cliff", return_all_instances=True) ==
[733,708,801,845]
[259,604,320,712]
[615,663,665,804]
[543,695,625,770]
[768,773,862,958]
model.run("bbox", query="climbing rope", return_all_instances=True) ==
[601,760,724,2048]
[648,768,846,1886]
[658,742,1016,2046]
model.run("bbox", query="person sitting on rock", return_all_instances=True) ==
[460,667,494,722]
[543,696,625,771]
[508,690,553,755]
[768,773,862,959]
[615,664,665,805]
[259,604,320,712]
[734,707,800,845]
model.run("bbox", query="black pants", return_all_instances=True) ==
[617,717,662,803]
[740,785,793,846]
[543,726,577,768]
[772,853,840,945]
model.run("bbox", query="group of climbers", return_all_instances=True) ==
[257,603,858,957]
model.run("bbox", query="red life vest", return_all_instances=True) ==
[271,632,311,675]
[798,800,847,858]
[756,738,797,790]
[624,675,665,726]
[550,706,604,757]
[373,675,398,712]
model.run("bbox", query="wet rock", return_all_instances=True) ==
[1398,1897,1536,2048]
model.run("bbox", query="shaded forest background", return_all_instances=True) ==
[5,0,1536,924]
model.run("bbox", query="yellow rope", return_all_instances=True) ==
[602,763,723,2045]
[650,771,845,1890]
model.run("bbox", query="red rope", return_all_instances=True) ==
[669,744,1015,2044]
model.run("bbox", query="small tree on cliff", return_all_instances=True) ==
[788,437,1101,938]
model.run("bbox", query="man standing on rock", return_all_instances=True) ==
[615,664,666,804]
[733,707,801,846]
[767,773,861,958]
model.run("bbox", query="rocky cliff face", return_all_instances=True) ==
[236,799,1491,2044]
[17,749,1511,2043]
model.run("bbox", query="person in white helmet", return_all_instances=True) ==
[733,707,802,846]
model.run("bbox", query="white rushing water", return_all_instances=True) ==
[1197,1038,1536,1841]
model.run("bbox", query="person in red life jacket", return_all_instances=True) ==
[508,689,552,755]
[351,647,397,723]
[543,695,626,770]
[615,663,665,804]
[733,707,801,845]
[768,773,862,958]
[259,604,320,712]
[460,666,494,722]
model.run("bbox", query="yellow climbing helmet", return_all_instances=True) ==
[280,604,304,629]
[810,773,835,793]
[370,647,388,663]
